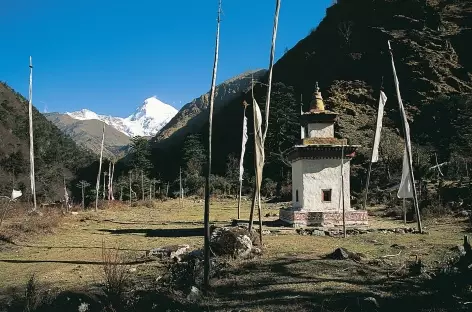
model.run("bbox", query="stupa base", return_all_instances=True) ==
[279,207,368,228]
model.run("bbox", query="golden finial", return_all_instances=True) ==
[310,81,325,112]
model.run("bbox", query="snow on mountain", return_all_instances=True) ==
[66,96,178,137]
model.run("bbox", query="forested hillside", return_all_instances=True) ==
[115,0,472,202]
[0,82,95,202]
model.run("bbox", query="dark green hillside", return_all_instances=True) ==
[0,82,94,202]
[118,0,472,201]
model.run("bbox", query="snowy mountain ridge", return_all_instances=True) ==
[66,96,178,137]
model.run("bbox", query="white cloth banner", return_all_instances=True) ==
[11,189,22,200]
[239,115,248,182]
[397,108,413,198]
[253,99,265,190]
[391,43,414,199]
[300,105,305,139]
[371,91,387,163]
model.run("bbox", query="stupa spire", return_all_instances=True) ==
[310,81,325,112]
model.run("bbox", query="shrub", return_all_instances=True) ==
[101,241,129,309]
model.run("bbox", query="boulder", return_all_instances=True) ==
[210,227,256,259]
[147,244,190,261]
[186,286,202,302]
[326,247,362,261]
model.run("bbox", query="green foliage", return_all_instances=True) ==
[264,83,300,169]
[129,136,152,173]
[0,82,94,200]
[417,94,472,160]
[182,134,206,176]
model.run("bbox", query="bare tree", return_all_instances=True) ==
[338,21,354,47]
[76,181,91,210]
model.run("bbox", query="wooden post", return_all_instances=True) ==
[248,0,281,241]
[149,180,152,201]
[103,171,106,200]
[237,178,243,220]
[403,197,407,225]
[388,40,422,233]
[341,143,346,238]
[63,177,69,213]
[81,183,85,210]
[129,171,132,205]
[28,56,37,212]
[204,0,222,293]
[95,123,105,211]
[141,170,144,201]
[166,182,169,197]
[180,167,183,208]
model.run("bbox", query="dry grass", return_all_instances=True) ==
[101,240,130,308]
[0,198,469,311]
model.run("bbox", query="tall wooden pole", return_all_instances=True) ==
[180,167,183,208]
[95,123,105,211]
[363,82,384,210]
[103,171,107,200]
[81,183,85,210]
[248,0,281,241]
[149,181,152,200]
[341,143,346,238]
[129,171,132,205]
[249,76,256,232]
[204,0,222,292]
[28,56,37,212]
[110,162,115,200]
[388,40,422,233]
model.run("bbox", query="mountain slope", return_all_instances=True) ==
[65,96,178,137]
[147,0,472,192]
[45,113,131,159]
[153,69,267,145]
[0,82,94,201]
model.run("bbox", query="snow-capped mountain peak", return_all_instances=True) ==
[67,109,100,121]
[66,97,178,137]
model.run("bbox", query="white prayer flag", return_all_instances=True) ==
[398,149,413,198]
[239,115,248,182]
[390,40,414,199]
[300,105,305,139]
[371,91,387,163]
[397,110,413,198]
[11,189,22,200]
[253,99,265,191]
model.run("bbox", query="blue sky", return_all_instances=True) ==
[1,0,332,117]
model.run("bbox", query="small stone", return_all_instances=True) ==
[129,267,137,273]
[452,245,466,255]
[187,286,202,302]
[363,297,379,308]
[71,211,79,215]
[311,230,326,236]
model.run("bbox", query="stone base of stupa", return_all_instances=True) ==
[279,207,368,228]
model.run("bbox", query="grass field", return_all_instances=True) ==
[0,198,469,311]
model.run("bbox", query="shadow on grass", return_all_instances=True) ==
[0,258,154,265]
[98,227,204,237]
[1,256,468,312]
[205,256,467,312]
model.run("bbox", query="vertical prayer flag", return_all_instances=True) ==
[371,91,387,163]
